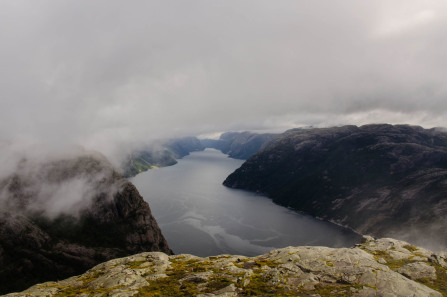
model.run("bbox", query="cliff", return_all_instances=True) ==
[0,152,171,294]
[5,237,447,296]
[201,131,277,160]
[224,124,447,250]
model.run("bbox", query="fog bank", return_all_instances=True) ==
[1,0,447,162]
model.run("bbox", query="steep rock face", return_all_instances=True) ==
[6,237,446,297]
[224,124,447,249]
[201,131,277,159]
[0,152,171,294]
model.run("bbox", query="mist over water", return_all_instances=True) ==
[132,149,360,257]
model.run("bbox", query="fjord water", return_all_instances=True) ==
[131,149,360,257]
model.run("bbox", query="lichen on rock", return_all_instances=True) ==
[5,236,446,297]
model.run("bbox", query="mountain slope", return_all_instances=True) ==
[201,131,277,159]
[224,124,447,250]
[5,237,446,297]
[122,137,204,177]
[0,152,171,294]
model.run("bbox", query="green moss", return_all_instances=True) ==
[416,264,447,296]
[204,275,233,292]
[239,274,273,296]
[233,258,249,268]
[126,261,147,269]
[136,276,200,297]
[79,270,105,284]
[403,244,418,253]
[360,246,445,296]
[363,249,415,270]
[170,258,213,274]
[325,261,335,267]
[254,258,277,268]
[135,258,212,297]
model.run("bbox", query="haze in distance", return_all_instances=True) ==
[1,0,447,167]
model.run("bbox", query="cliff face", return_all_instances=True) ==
[0,152,171,294]
[201,131,277,160]
[223,124,447,249]
[6,237,447,297]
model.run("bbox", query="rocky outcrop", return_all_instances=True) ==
[5,237,446,296]
[201,132,277,160]
[122,137,204,177]
[224,124,447,250]
[0,152,171,294]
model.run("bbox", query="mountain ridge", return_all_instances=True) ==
[223,124,447,250]
[200,131,277,160]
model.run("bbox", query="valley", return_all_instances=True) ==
[131,148,360,257]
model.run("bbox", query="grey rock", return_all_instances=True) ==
[5,238,444,297]
[0,153,171,295]
[397,262,437,280]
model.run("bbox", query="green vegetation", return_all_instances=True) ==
[417,264,447,296]
[136,257,219,297]
[15,241,447,297]
[123,150,178,178]
[403,244,418,253]
[325,261,335,267]
[52,272,116,297]
[368,250,417,270]
[126,261,148,269]
[239,274,293,296]
[360,244,446,296]
[205,275,233,292]
[136,275,200,297]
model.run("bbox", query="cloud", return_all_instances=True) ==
[0,145,123,218]
[1,0,447,163]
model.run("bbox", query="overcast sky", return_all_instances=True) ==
[1,0,447,159]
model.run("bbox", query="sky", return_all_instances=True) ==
[1,0,447,161]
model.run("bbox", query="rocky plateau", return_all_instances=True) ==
[5,237,447,296]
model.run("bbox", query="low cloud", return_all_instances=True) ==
[1,0,447,166]
[0,144,123,218]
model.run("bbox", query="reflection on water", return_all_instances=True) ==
[132,149,361,256]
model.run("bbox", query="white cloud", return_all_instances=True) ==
[0,0,446,164]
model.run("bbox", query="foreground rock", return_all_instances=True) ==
[0,151,171,294]
[224,124,447,250]
[6,237,446,297]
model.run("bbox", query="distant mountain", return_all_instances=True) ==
[224,124,447,250]
[0,152,171,294]
[122,137,204,177]
[201,131,277,159]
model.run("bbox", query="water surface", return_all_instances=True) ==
[132,149,360,256]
